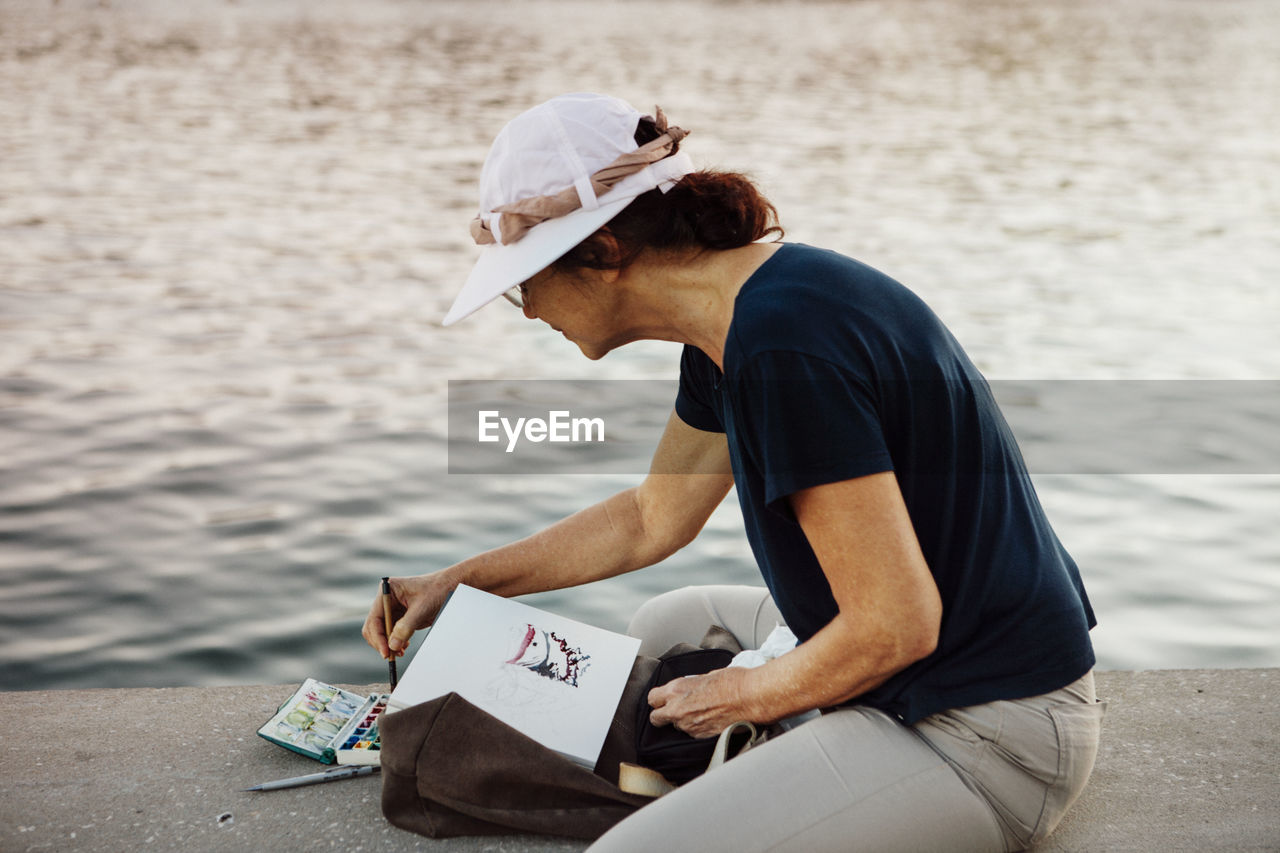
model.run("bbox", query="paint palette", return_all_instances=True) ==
[329,695,388,766]
[257,678,388,766]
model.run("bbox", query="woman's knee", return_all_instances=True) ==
[627,585,776,656]
[627,587,713,655]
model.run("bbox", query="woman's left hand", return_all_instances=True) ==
[647,666,756,739]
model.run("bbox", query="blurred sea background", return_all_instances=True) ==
[1,0,1277,691]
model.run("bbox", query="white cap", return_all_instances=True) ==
[443,93,694,326]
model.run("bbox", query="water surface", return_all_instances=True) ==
[1,0,1277,690]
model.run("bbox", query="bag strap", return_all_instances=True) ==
[618,719,764,797]
[706,721,761,772]
[617,762,676,798]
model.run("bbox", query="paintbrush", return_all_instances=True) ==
[381,576,398,690]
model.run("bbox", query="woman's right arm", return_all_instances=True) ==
[363,409,733,657]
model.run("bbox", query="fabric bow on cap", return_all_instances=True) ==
[470,107,689,247]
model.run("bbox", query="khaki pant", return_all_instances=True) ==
[589,586,1105,853]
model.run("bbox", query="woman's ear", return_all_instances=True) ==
[579,228,623,269]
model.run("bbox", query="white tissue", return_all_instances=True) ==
[728,624,799,668]
[727,624,821,730]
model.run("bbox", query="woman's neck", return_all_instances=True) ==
[623,242,782,370]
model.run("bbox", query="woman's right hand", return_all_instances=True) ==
[362,572,457,660]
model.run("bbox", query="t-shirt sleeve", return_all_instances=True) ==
[674,344,725,433]
[728,349,893,510]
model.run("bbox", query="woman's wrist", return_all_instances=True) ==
[732,665,782,725]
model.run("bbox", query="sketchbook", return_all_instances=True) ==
[386,584,641,769]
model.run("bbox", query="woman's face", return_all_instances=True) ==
[518,264,630,360]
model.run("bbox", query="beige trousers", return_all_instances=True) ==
[589,586,1105,853]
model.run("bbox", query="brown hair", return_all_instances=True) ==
[553,117,784,272]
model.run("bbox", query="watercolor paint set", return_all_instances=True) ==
[257,678,388,766]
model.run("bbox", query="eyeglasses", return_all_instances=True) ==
[501,280,529,309]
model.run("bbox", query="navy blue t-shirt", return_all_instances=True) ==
[675,244,1096,723]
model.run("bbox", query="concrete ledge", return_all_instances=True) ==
[0,670,1275,851]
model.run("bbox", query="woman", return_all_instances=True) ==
[364,93,1103,852]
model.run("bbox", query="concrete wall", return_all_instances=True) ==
[1,669,1274,852]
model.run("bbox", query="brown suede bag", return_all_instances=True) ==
[380,628,742,840]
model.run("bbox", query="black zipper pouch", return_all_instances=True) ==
[633,647,737,785]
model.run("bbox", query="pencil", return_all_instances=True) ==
[381,576,398,690]
[243,764,379,792]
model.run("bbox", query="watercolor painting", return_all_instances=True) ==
[504,623,591,687]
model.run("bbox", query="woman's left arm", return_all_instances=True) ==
[647,470,942,737]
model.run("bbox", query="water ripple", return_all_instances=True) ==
[1,0,1277,690]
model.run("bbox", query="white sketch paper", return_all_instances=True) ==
[387,585,640,768]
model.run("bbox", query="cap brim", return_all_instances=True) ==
[442,195,629,327]
[442,152,694,326]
